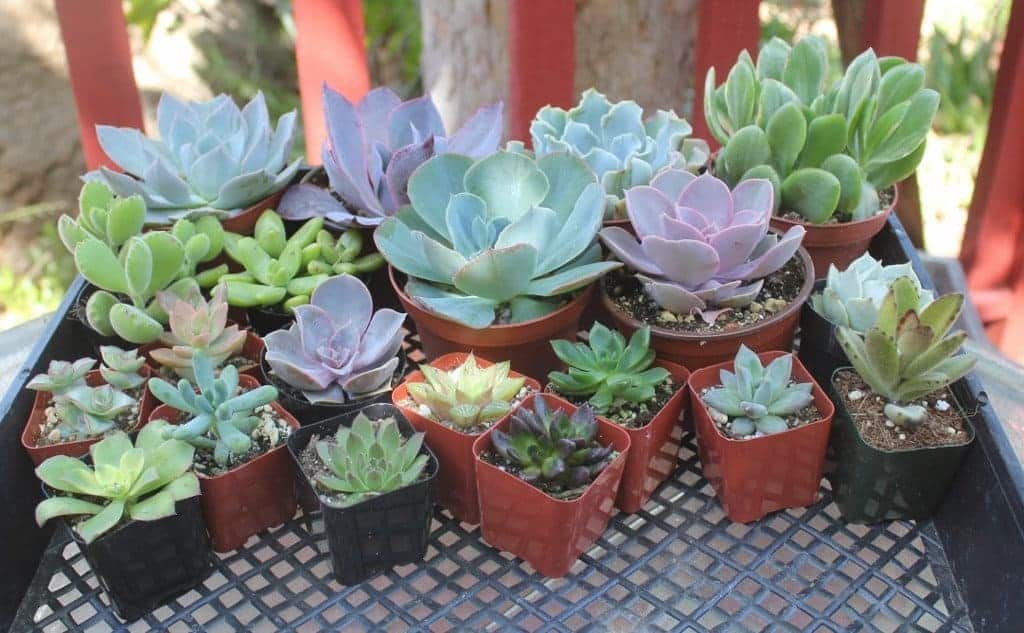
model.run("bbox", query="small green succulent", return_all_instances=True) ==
[28,358,136,441]
[306,228,386,278]
[26,358,94,398]
[171,215,228,288]
[406,354,527,430]
[98,346,147,391]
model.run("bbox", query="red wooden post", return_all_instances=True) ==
[692,0,761,149]
[55,0,144,171]
[293,0,371,164]
[508,0,576,145]
[859,0,925,60]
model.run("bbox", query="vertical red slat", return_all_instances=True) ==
[508,0,576,145]
[55,0,144,171]
[860,0,925,60]
[692,0,761,149]
[293,0,371,164]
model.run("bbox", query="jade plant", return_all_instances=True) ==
[264,275,405,404]
[702,345,815,437]
[98,346,147,391]
[490,397,615,496]
[148,352,279,466]
[836,277,976,427]
[34,422,200,544]
[548,323,669,413]
[406,354,527,430]
[374,150,621,328]
[306,228,385,277]
[811,253,933,332]
[279,85,502,227]
[85,92,301,224]
[314,412,429,507]
[705,36,939,222]
[600,172,805,323]
[172,215,228,288]
[529,88,710,220]
[150,284,247,380]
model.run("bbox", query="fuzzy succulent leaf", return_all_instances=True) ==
[98,346,147,390]
[406,354,526,430]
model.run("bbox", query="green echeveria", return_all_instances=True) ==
[406,354,526,429]
[811,253,933,332]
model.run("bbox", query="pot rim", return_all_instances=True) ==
[769,191,896,232]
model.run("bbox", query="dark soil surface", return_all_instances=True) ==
[162,403,292,477]
[479,448,618,501]
[546,376,678,429]
[778,186,896,223]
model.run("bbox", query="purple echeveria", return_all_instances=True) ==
[599,171,805,323]
[279,85,503,228]
[263,275,406,404]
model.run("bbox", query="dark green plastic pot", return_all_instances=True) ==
[797,280,851,387]
[825,368,975,523]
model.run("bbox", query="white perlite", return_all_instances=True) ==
[935,399,951,412]
[848,390,864,401]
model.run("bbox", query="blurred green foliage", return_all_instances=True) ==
[0,223,75,327]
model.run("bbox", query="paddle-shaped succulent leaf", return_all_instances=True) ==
[406,354,526,429]
[374,150,622,328]
[99,346,147,390]
[150,284,246,380]
[85,92,301,224]
[58,181,145,253]
[34,422,200,544]
[27,358,94,397]
[172,215,227,288]
[28,356,138,441]
[811,253,933,332]
[600,172,805,322]
[306,227,385,278]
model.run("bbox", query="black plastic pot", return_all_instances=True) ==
[797,280,850,386]
[246,304,294,337]
[825,368,976,523]
[70,283,132,357]
[287,403,437,585]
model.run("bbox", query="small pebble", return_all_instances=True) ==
[946,426,957,435]
[748,302,763,314]
[684,314,696,323]
[848,390,864,401]
[659,310,677,323]
[884,420,895,428]
[706,406,728,425]
[898,433,906,440]
[935,399,951,412]
[47,429,61,442]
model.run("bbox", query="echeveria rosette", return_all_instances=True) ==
[86,92,301,225]
[531,88,710,220]
[279,85,503,228]
[600,171,805,323]
[374,150,622,329]
[264,275,406,404]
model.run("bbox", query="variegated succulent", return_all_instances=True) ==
[28,357,137,441]
[406,355,527,430]
[150,284,247,380]
[811,253,933,332]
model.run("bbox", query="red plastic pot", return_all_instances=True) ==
[141,330,264,380]
[687,351,834,523]
[219,188,288,235]
[148,374,300,552]
[473,393,630,577]
[22,368,157,466]
[389,267,592,379]
[392,352,542,525]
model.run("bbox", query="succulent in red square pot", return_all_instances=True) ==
[473,393,630,577]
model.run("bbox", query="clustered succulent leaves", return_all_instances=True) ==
[279,85,502,227]
[306,227,386,278]
[407,355,527,430]
[34,422,200,544]
[98,346,147,391]
[811,253,933,332]
[264,275,405,404]
[86,92,301,225]
[314,412,429,507]
[171,215,228,288]
[375,151,621,328]
[529,89,710,220]
[490,397,614,496]
[836,277,975,427]
[548,324,669,413]
[703,346,814,438]
[705,36,939,223]
[150,284,247,380]
[600,172,804,322]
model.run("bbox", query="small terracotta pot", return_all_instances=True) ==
[392,352,542,524]
[22,368,157,466]
[473,393,630,577]
[141,330,264,380]
[602,217,634,234]
[389,267,592,379]
[687,351,834,523]
[148,374,300,552]
[600,248,815,370]
[219,188,288,235]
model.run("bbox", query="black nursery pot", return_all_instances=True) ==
[825,369,976,523]
[797,280,849,386]
[287,403,437,585]
[71,283,132,357]
[246,304,294,337]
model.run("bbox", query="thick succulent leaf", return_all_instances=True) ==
[866,328,899,393]
[76,499,126,544]
[865,89,939,167]
[718,126,771,187]
[902,331,967,378]
[781,168,841,223]
[388,94,445,148]
[405,278,497,329]
[782,36,828,104]
[463,151,549,222]
[639,277,706,313]
[624,186,675,239]
[643,236,719,287]
[508,296,563,322]
[75,238,127,293]
[766,103,807,176]
[139,231,186,296]
[447,102,503,157]
[918,293,963,340]
[35,497,104,528]
[373,218,461,285]
[525,261,620,297]
[797,114,849,169]
[537,183,605,274]
[278,183,355,224]
[453,244,538,303]
[407,153,474,238]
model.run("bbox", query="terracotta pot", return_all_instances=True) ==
[602,217,634,234]
[22,368,157,466]
[687,351,834,523]
[148,374,300,552]
[389,267,592,379]
[769,187,896,278]
[392,352,542,524]
[141,330,264,380]
[600,248,815,370]
[219,188,288,235]
[473,393,630,577]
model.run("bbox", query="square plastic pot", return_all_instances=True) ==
[473,393,630,577]
[286,403,438,585]
[392,352,542,524]
[796,280,851,387]
[687,351,835,523]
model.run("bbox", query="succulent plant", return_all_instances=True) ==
[59,181,146,253]
[375,150,621,328]
[406,355,527,430]
[705,36,939,223]
[264,275,405,404]
[34,422,200,544]
[171,215,228,288]
[490,397,615,496]
[836,277,975,427]
[148,351,279,465]
[27,358,94,398]
[600,172,805,323]
[811,253,933,332]
[702,345,815,437]
[306,228,385,277]
[60,384,137,438]
[150,284,247,380]
[279,85,502,228]
[530,89,710,220]
[85,92,301,225]
[314,412,429,507]
[98,346,147,390]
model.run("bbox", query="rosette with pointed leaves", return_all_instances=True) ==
[27,358,94,398]
[150,284,246,380]
[600,172,805,323]
[406,354,526,430]
[98,346,147,391]
[811,253,933,332]
[27,356,137,441]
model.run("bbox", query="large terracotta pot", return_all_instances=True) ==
[389,267,592,379]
